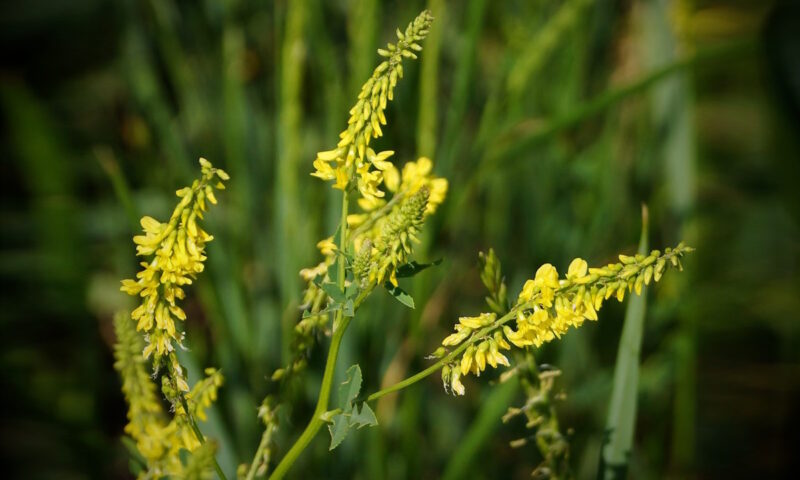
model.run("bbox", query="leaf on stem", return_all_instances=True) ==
[321,282,346,303]
[328,415,350,451]
[383,282,415,309]
[395,258,443,278]
[327,364,379,450]
[339,365,363,407]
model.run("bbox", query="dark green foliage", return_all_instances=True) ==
[328,365,378,450]
[1,0,798,478]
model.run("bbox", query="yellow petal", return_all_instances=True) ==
[567,258,588,279]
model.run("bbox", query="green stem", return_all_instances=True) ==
[179,394,228,480]
[368,308,520,402]
[269,189,351,480]
[245,424,274,480]
[366,244,690,403]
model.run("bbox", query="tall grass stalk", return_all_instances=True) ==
[438,0,487,174]
[601,205,649,479]
[276,0,310,363]
[641,0,698,469]
[417,0,444,158]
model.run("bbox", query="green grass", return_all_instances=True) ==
[1,0,796,478]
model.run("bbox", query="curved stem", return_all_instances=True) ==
[179,393,228,480]
[269,314,351,479]
[366,357,449,402]
[366,244,692,404]
[368,308,520,402]
[244,423,273,480]
[269,189,351,480]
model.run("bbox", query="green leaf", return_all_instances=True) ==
[395,259,443,278]
[178,447,191,466]
[345,282,360,299]
[601,205,649,479]
[384,282,415,309]
[321,282,346,303]
[350,403,378,429]
[328,365,378,449]
[328,258,339,285]
[338,365,363,407]
[342,299,355,317]
[331,224,342,251]
[328,413,350,450]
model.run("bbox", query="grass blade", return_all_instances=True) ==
[416,0,444,158]
[640,0,698,469]
[601,205,649,479]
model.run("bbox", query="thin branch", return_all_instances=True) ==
[178,393,228,480]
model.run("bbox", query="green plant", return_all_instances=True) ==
[112,10,693,480]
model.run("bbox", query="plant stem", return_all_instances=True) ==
[368,308,519,402]
[245,424,274,480]
[269,189,351,480]
[179,394,228,480]
[366,241,689,403]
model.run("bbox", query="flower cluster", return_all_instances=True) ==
[311,10,434,202]
[280,158,448,380]
[357,186,429,286]
[349,157,448,288]
[120,158,229,366]
[347,156,448,231]
[112,312,223,478]
[439,243,693,395]
[502,358,570,478]
[246,397,280,478]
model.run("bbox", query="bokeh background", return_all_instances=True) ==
[2,0,799,478]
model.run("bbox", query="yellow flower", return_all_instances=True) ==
[439,243,693,395]
[316,237,336,256]
[113,312,223,478]
[120,158,228,367]
[534,263,560,289]
[458,313,496,329]
[442,324,472,346]
[566,258,588,279]
[311,10,434,203]
[450,369,465,396]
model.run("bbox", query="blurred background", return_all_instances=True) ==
[2,0,799,478]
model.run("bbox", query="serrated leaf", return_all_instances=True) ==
[395,259,443,278]
[343,299,355,317]
[384,282,415,309]
[345,282,360,299]
[328,413,350,450]
[328,258,339,285]
[351,402,378,429]
[321,282,346,303]
[339,365,363,407]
